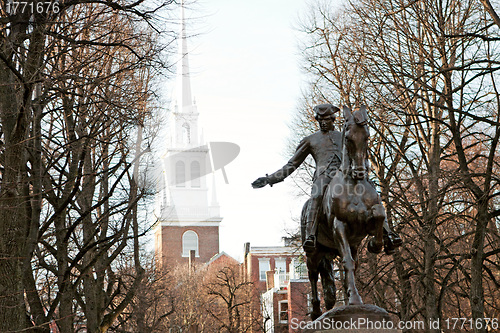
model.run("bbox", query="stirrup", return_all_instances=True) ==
[303,236,316,253]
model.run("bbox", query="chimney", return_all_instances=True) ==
[266,270,275,291]
[243,242,250,281]
[244,242,250,257]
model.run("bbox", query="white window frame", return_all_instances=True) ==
[190,161,201,187]
[258,258,270,281]
[182,230,199,257]
[278,300,288,324]
[275,258,286,273]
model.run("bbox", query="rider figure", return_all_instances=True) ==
[252,104,402,254]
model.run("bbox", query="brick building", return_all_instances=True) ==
[154,1,221,269]
[243,240,312,333]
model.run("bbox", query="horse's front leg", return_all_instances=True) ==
[307,256,322,320]
[367,203,385,253]
[334,218,363,305]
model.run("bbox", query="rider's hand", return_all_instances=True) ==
[251,176,269,188]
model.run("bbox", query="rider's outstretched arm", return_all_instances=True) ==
[266,138,311,186]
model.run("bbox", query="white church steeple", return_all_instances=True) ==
[155,0,222,268]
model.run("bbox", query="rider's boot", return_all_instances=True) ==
[303,196,322,253]
[303,220,316,254]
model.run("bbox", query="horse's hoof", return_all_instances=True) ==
[383,232,402,254]
[325,301,335,310]
[311,311,322,321]
[367,237,383,253]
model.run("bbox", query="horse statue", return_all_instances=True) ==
[302,105,386,320]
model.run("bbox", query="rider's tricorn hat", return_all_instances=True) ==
[314,104,339,120]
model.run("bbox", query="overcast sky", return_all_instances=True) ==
[161,0,318,261]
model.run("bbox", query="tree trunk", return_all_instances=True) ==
[0,9,46,330]
[470,199,488,333]
[423,106,441,332]
[0,55,30,333]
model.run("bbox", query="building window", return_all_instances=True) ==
[291,257,308,280]
[278,300,288,324]
[190,161,201,187]
[182,230,199,257]
[182,123,191,144]
[275,258,286,273]
[258,258,270,281]
[176,161,185,187]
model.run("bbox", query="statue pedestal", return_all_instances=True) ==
[303,304,401,333]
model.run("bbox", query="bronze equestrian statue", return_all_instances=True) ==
[252,104,402,320]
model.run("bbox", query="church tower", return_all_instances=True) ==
[154,1,221,268]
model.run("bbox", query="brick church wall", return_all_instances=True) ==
[156,225,219,268]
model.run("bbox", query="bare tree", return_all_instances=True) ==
[296,1,500,332]
[109,255,176,332]
[119,261,265,333]
[0,0,176,331]
[204,264,260,333]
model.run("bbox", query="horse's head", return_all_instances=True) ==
[342,106,370,180]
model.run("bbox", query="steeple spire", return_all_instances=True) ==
[176,0,193,112]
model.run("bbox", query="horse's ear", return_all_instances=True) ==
[354,105,368,124]
[343,106,353,122]
[359,105,367,118]
[360,105,368,120]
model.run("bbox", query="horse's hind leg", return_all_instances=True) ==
[319,257,336,310]
[334,218,363,305]
[307,256,322,320]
